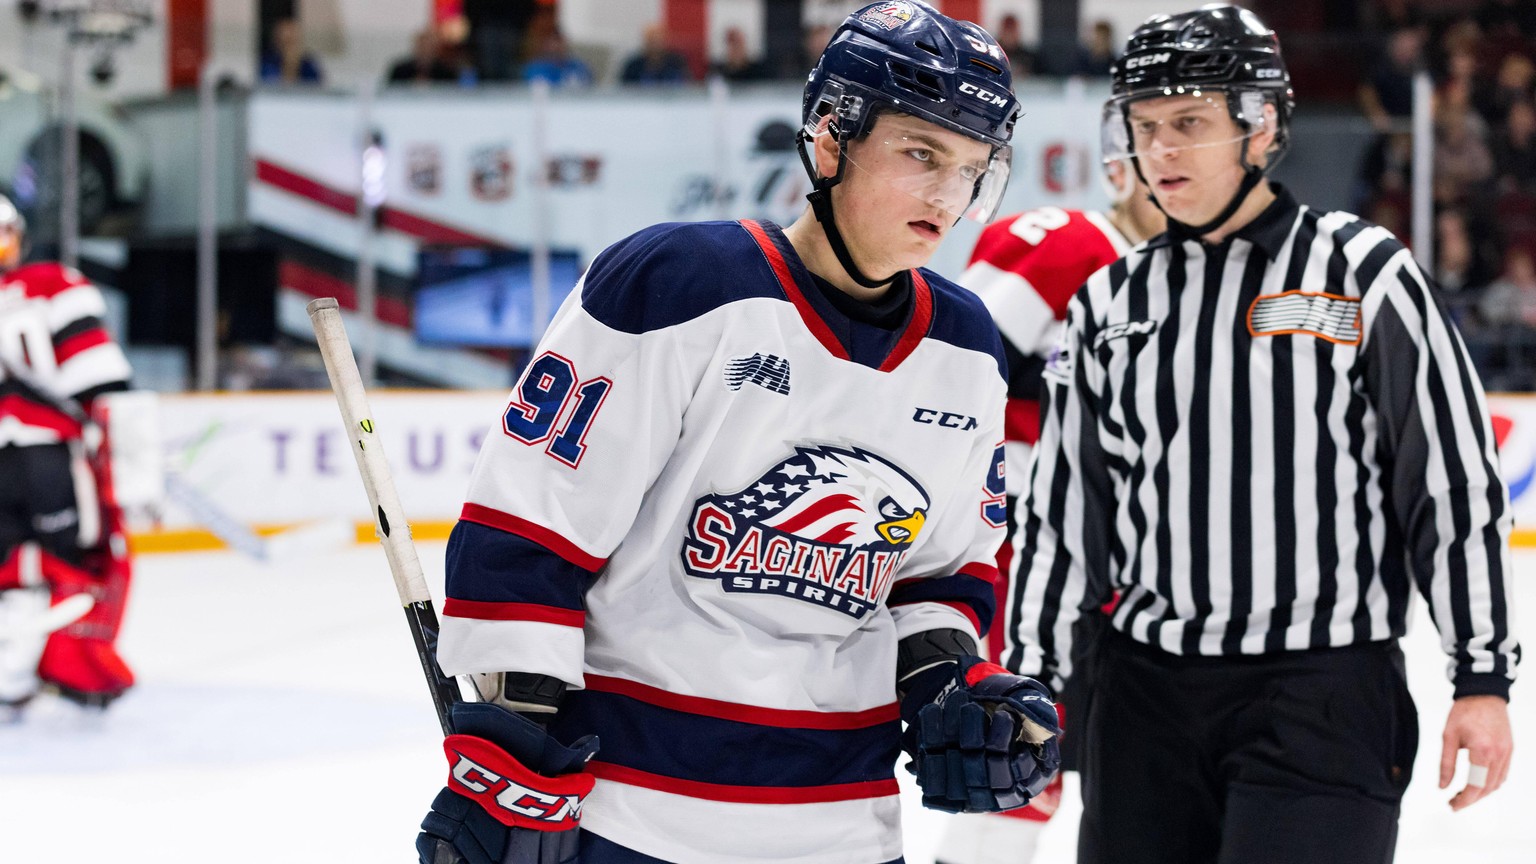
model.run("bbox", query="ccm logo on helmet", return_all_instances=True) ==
[958,81,1009,108]
[1124,52,1171,69]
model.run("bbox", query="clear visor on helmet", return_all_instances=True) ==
[803,81,1013,223]
[833,126,1013,224]
[1103,88,1276,163]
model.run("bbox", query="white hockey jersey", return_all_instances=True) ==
[0,263,132,448]
[441,220,1008,864]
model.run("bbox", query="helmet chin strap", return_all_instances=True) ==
[797,132,896,289]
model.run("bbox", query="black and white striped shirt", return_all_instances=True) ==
[1005,186,1520,700]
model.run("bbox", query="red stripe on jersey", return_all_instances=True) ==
[584,674,900,730]
[968,210,1123,320]
[54,328,111,364]
[3,262,90,299]
[957,561,1001,584]
[1005,397,1042,445]
[740,220,848,361]
[440,599,585,628]
[935,600,982,635]
[458,503,606,572]
[877,270,934,372]
[0,394,82,437]
[587,761,900,804]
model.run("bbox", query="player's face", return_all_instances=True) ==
[0,226,19,271]
[826,114,995,276]
[1128,92,1273,226]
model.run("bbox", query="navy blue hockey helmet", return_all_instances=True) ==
[796,3,1019,287]
[802,1,1018,153]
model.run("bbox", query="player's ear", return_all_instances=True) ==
[812,114,840,181]
[1247,102,1278,168]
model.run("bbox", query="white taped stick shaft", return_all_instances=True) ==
[306,297,432,606]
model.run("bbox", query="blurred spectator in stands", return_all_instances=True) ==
[1477,53,1536,126]
[789,24,835,80]
[1478,0,1536,66]
[995,14,1038,81]
[1366,190,1411,240]
[1436,208,1500,295]
[523,28,594,88]
[621,23,692,85]
[1363,0,1425,34]
[260,17,323,85]
[1076,20,1116,77]
[465,0,538,82]
[1435,80,1497,204]
[1360,26,1422,133]
[1479,244,1536,326]
[388,28,459,85]
[1478,0,1536,37]
[711,27,771,83]
[1495,98,1536,192]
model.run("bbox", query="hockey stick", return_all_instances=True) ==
[306,297,462,735]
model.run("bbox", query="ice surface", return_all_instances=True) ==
[1,542,1530,862]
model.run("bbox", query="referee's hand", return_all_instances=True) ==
[1439,695,1514,811]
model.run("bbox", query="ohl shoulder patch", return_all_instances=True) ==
[1247,291,1362,345]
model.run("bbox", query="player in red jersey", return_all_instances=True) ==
[0,193,139,713]
[933,142,1164,864]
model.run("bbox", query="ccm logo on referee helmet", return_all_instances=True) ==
[958,81,1009,108]
[1124,52,1171,69]
[913,408,979,430]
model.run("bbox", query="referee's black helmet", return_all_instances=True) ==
[1110,4,1295,167]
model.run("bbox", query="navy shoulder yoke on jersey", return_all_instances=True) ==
[579,221,786,334]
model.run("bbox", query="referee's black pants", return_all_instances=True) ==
[1078,628,1418,864]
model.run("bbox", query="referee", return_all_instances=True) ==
[1006,7,1518,864]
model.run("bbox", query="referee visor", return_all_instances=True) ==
[1106,88,1276,163]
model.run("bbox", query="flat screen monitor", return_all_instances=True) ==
[414,246,581,348]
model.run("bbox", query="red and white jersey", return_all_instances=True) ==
[960,208,1130,494]
[0,264,132,447]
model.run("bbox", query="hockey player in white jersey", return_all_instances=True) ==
[415,4,1062,863]
[0,194,139,713]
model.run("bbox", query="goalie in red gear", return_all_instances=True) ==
[0,193,138,710]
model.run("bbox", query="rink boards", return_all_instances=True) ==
[132,390,1536,553]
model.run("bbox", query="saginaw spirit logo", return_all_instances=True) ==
[681,445,931,619]
[859,2,915,31]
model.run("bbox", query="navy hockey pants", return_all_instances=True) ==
[1078,628,1418,864]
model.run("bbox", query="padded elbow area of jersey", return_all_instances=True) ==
[910,656,1063,814]
[418,702,598,864]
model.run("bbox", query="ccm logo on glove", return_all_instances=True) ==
[444,734,595,830]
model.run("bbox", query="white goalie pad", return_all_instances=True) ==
[94,390,164,510]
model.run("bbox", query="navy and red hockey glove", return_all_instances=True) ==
[417,701,599,864]
[902,655,1062,814]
